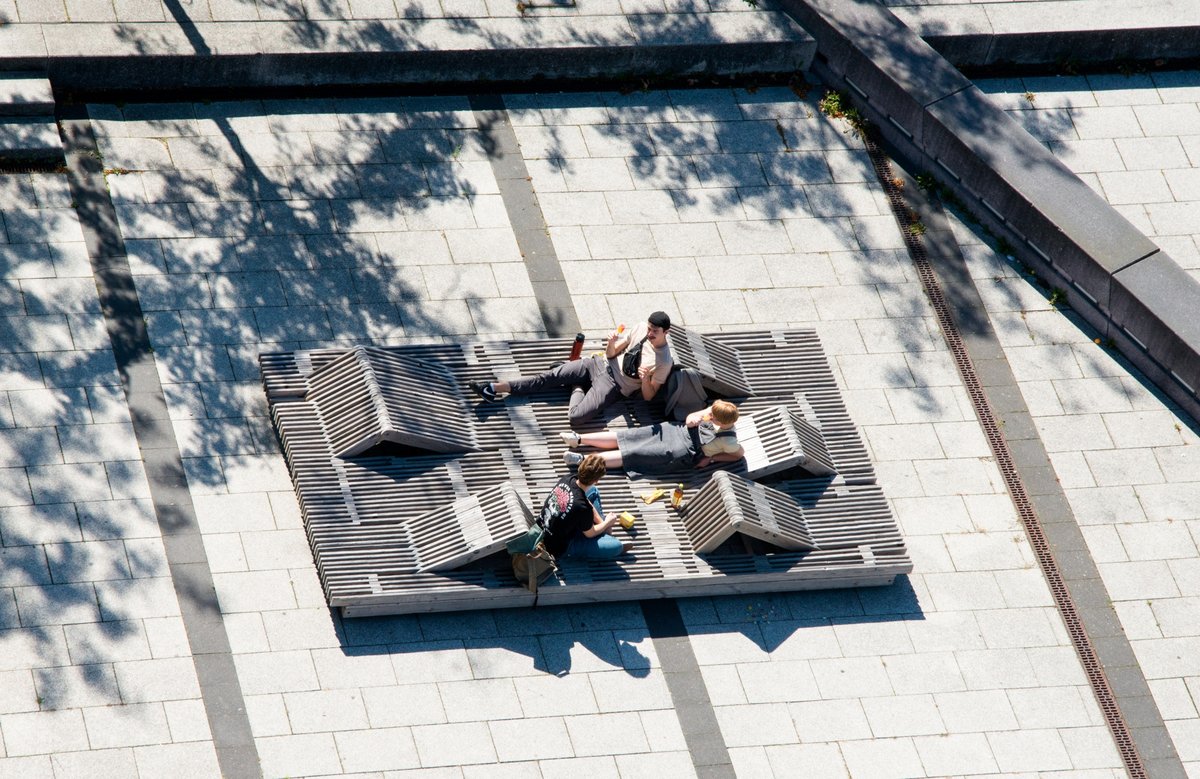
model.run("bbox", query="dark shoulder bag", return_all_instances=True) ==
[621,336,648,379]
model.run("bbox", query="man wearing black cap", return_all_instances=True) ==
[471,311,675,425]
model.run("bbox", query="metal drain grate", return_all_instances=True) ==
[864,138,1147,778]
[0,157,67,174]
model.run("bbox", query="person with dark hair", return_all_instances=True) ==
[539,454,631,560]
[470,312,675,425]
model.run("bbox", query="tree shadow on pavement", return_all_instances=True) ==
[89,96,541,494]
[0,172,163,707]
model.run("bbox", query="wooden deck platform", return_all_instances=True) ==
[260,328,913,617]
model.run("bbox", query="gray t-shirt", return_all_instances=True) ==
[609,321,674,396]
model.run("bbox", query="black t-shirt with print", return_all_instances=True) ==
[539,477,594,558]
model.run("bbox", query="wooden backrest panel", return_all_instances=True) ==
[684,471,818,553]
[308,346,477,457]
[739,404,837,480]
[669,326,753,397]
[405,482,532,572]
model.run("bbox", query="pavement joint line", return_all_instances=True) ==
[868,137,1187,779]
[468,93,733,778]
[57,106,263,779]
[468,93,579,338]
[641,599,734,777]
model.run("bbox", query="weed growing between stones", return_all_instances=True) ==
[818,90,868,136]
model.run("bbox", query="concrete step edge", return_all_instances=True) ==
[0,116,63,157]
[0,75,55,117]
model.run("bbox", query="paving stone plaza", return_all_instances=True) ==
[1,1,1200,777]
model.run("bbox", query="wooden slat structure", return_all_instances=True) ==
[261,328,912,616]
[308,346,478,457]
[684,471,818,553]
[667,326,753,397]
[739,404,837,480]
[405,482,534,572]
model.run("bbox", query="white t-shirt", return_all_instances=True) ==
[609,321,674,396]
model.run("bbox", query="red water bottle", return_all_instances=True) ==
[568,332,584,361]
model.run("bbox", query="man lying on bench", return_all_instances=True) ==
[560,400,745,474]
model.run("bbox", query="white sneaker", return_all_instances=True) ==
[559,431,581,447]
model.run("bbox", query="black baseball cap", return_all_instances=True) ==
[648,311,671,330]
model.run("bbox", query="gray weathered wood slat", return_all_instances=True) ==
[403,482,533,572]
[261,328,912,615]
[667,326,753,397]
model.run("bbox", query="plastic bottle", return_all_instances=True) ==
[568,332,584,361]
[671,484,684,509]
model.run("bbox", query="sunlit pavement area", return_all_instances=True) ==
[0,71,1199,777]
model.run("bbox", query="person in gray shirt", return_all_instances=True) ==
[470,311,675,425]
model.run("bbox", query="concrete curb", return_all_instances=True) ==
[782,0,1200,429]
[891,0,1200,70]
[0,15,815,92]
[43,43,811,92]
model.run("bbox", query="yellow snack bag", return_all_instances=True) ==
[641,488,665,505]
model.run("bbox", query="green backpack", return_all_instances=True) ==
[507,525,557,605]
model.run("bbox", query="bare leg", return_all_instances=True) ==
[595,450,623,468]
[578,431,620,450]
[493,381,511,393]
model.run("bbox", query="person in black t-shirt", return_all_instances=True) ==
[539,454,631,560]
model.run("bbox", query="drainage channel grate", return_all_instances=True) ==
[0,156,67,174]
[863,137,1147,778]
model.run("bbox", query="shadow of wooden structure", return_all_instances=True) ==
[261,327,911,616]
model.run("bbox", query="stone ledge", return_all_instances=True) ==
[1111,252,1200,397]
[890,0,1200,69]
[0,75,55,116]
[785,0,1200,424]
[0,12,815,91]
[921,84,1158,300]
[0,117,62,160]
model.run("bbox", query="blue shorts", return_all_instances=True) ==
[564,486,623,560]
[565,532,624,560]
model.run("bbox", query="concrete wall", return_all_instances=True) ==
[889,0,1200,70]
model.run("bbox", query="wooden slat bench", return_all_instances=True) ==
[738,404,837,480]
[684,470,818,554]
[308,345,479,457]
[260,328,912,616]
